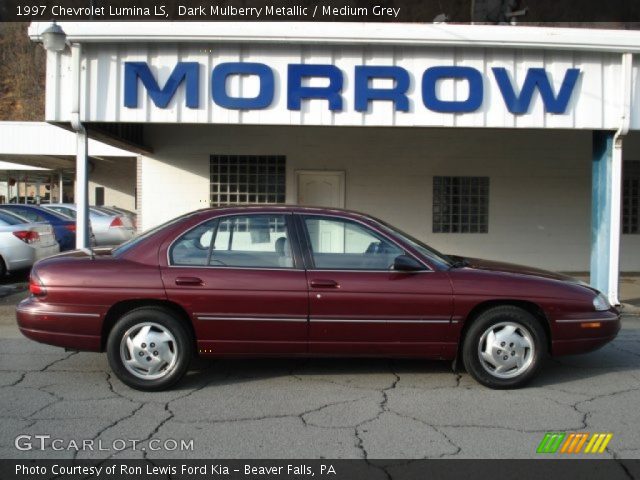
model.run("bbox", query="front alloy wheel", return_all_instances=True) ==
[477,322,535,379]
[107,307,192,391]
[463,306,546,389]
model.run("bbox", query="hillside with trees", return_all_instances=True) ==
[0,22,45,120]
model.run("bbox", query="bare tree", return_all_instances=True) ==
[0,22,45,121]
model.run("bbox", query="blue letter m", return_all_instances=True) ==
[124,62,200,109]
[493,67,580,115]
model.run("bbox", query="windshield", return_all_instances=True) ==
[373,217,453,268]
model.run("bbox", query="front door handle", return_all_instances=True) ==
[175,276,203,286]
[310,279,339,288]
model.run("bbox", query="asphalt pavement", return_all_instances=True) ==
[0,285,639,460]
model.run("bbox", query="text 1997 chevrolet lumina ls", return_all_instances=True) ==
[17,206,620,390]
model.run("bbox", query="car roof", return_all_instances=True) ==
[196,205,370,217]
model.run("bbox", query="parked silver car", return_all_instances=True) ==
[42,204,135,246]
[92,205,137,229]
[0,210,60,276]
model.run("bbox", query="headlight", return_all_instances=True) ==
[593,293,611,311]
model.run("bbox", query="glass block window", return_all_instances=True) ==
[433,176,489,233]
[210,155,286,206]
[623,161,640,234]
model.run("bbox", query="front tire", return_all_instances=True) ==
[106,307,192,391]
[462,306,546,389]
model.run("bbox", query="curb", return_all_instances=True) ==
[620,303,640,316]
[0,283,28,300]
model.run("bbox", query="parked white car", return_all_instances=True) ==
[42,204,135,246]
[0,210,60,276]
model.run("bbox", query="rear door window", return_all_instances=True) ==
[170,214,294,269]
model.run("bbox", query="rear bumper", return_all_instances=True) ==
[16,298,102,351]
[551,310,621,356]
[34,243,60,261]
[1,242,35,271]
[5,257,34,272]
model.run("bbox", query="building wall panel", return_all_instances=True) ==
[138,125,640,271]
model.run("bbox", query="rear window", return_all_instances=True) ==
[112,213,197,257]
[0,210,27,225]
[90,207,110,217]
[93,206,119,215]
[3,206,44,222]
[48,206,76,218]
[29,207,70,221]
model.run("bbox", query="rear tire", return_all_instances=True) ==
[0,257,6,277]
[462,306,546,389]
[106,307,192,391]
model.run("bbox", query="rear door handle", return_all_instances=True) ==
[310,279,339,288]
[175,276,203,286]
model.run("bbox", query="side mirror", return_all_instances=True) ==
[392,254,424,272]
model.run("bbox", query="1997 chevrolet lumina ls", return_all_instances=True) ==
[16,206,620,390]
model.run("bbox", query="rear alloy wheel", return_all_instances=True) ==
[107,307,192,391]
[462,306,546,389]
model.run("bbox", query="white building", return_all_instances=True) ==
[27,22,640,303]
[0,121,136,208]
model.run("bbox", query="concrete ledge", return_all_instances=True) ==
[620,303,640,316]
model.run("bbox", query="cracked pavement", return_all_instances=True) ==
[1,291,639,460]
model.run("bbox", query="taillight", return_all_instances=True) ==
[13,230,39,244]
[29,274,46,297]
[64,224,76,232]
[109,217,124,228]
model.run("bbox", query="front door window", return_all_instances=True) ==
[304,216,403,270]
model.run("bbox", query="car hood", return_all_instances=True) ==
[450,255,582,283]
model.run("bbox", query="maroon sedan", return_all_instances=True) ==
[16,206,620,390]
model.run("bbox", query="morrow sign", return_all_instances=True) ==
[124,62,581,115]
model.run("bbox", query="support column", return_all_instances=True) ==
[58,171,64,202]
[75,131,90,249]
[590,130,622,305]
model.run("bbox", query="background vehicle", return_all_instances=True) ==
[93,205,137,229]
[0,204,84,251]
[42,203,135,246]
[0,210,59,276]
[17,206,620,391]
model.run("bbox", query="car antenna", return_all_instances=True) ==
[80,247,95,260]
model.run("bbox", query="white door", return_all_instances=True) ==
[296,170,345,208]
[296,171,346,253]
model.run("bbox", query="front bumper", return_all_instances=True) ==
[551,309,621,356]
[16,297,102,351]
